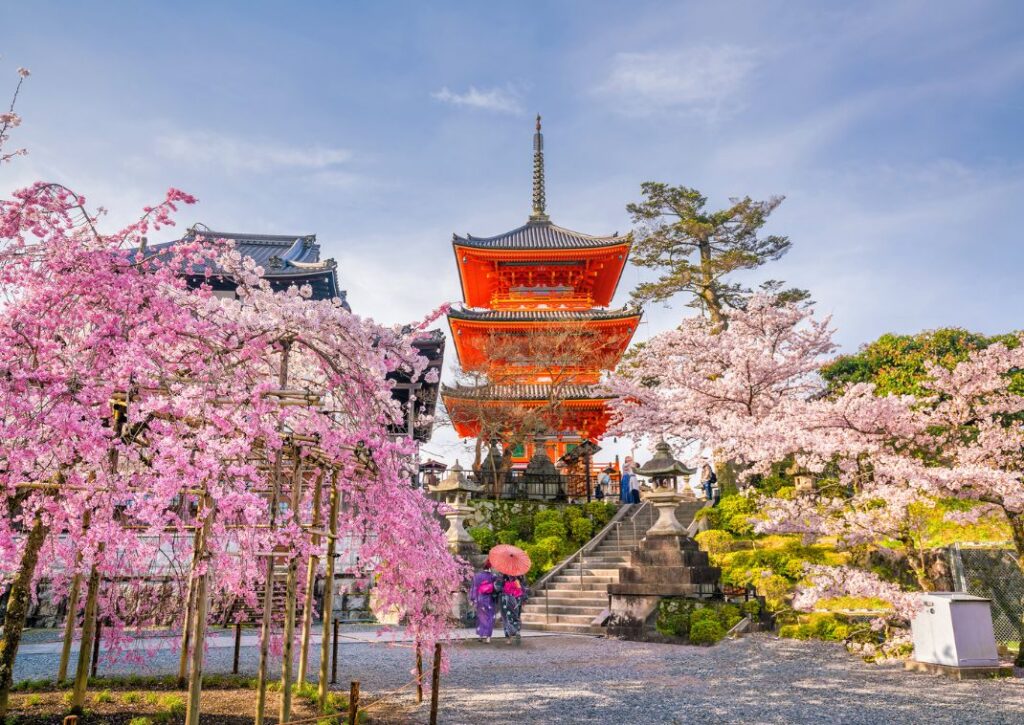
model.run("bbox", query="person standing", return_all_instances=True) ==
[469,560,498,643]
[630,468,641,504]
[700,462,717,502]
[620,457,634,504]
[496,572,528,644]
[596,466,612,501]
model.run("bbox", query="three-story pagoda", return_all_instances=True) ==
[442,117,641,467]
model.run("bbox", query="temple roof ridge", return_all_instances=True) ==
[452,219,629,250]
[441,381,611,401]
[448,303,641,322]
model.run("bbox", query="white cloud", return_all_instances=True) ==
[431,85,524,114]
[599,45,758,117]
[154,131,352,173]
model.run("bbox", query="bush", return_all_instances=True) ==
[719,603,743,630]
[534,519,567,541]
[562,505,584,524]
[495,529,519,545]
[742,599,761,617]
[569,517,594,544]
[534,508,562,526]
[695,529,735,555]
[689,618,726,645]
[24,694,42,707]
[778,613,853,642]
[468,526,495,552]
[585,501,616,527]
[157,694,185,717]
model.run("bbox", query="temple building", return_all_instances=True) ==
[442,117,640,471]
[151,228,443,443]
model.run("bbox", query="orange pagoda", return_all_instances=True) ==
[442,116,641,470]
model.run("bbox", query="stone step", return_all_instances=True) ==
[521,621,598,634]
[524,595,607,607]
[522,612,595,625]
[544,582,611,592]
[519,603,602,616]
[547,568,620,577]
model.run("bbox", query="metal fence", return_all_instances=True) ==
[948,543,1024,644]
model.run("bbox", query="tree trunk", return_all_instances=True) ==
[0,514,49,718]
[71,560,101,712]
[1007,510,1024,573]
[57,571,81,683]
[279,459,304,723]
[297,472,324,685]
[184,493,214,725]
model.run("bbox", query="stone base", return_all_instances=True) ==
[904,659,1015,680]
[606,534,721,641]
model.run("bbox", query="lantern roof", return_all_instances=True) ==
[637,441,695,478]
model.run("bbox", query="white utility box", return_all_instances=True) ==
[911,592,999,667]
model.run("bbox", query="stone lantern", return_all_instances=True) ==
[636,441,696,536]
[428,461,482,555]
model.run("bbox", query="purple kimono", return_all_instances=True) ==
[469,571,497,637]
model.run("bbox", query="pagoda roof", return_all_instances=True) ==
[453,220,628,251]
[441,382,612,402]
[448,305,641,323]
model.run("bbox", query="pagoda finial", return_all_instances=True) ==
[530,114,549,222]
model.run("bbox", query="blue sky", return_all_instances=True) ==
[4,1,1024,463]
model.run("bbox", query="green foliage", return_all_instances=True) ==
[584,501,616,527]
[93,689,114,704]
[820,328,1021,397]
[778,612,858,642]
[23,694,41,707]
[156,694,185,717]
[468,525,495,552]
[625,182,802,318]
[121,691,143,704]
[128,719,154,725]
[569,517,594,544]
[562,505,584,524]
[742,599,762,617]
[534,508,562,526]
[689,618,727,645]
[694,529,735,555]
[534,519,568,541]
[495,529,519,546]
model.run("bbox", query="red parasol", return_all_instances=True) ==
[488,544,532,576]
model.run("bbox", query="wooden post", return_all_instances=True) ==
[429,643,442,725]
[63,716,79,725]
[70,560,100,711]
[57,504,90,685]
[297,470,325,684]
[416,642,424,704]
[177,523,202,688]
[347,680,360,725]
[279,456,305,724]
[255,339,292,725]
[184,493,214,725]
[232,621,242,674]
[331,618,339,684]
[318,474,340,711]
[90,618,102,678]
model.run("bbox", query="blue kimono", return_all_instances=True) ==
[496,574,528,638]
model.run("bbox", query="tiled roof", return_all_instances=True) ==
[448,305,641,322]
[441,383,612,402]
[148,227,347,308]
[453,220,628,250]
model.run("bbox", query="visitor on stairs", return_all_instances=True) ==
[470,559,498,643]
[496,573,529,644]
[596,466,612,501]
[620,456,635,504]
[630,467,641,504]
[700,462,718,503]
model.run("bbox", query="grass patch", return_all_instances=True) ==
[93,689,114,704]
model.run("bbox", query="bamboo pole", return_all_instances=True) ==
[318,474,340,712]
[279,458,305,723]
[297,471,325,684]
[185,493,215,725]
[255,340,292,725]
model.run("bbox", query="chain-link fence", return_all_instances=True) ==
[948,543,1024,645]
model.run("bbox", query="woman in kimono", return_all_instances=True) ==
[620,457,634,504]
[469,559,498,642]
[496,572,528,644]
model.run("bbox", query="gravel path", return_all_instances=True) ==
[12,630,1024,723]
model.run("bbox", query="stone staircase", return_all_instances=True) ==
[522,500,705,634]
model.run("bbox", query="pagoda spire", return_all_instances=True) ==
[530,114,549,222]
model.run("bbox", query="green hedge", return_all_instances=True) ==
[655,599,742,644]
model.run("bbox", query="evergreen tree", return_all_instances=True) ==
[626,183,806,324]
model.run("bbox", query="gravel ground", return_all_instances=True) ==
[13,631,1024,723]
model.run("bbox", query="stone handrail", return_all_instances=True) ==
[532,502,648,593]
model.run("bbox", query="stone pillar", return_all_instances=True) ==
[644,488,693,537]
[442,495,477,556]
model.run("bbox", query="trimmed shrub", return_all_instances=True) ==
[569,517,594,544]
[585,500,616,527]
[695,529,735,555]
[534,508,562,526]
[534,519,567,541]
[689,618,726,645]
[468,526,495,552]
[495,529,519,546]
[742,599,761,617]
[719,603,743,630]
[562,505,584,524]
